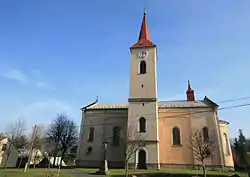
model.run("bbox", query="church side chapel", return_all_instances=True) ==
[76,11,234,171]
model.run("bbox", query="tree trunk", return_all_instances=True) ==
[57,163,61,177]
[48,156,51,169]
[33,149,38,168]
[53,155,56,167]
[60,152,65,167]
[4,144,12,169]
[125,159,129,177]
[201,160,206,177]
[18,157,23,168]
[46,157,51,177]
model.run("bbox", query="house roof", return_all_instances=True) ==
[80,99,98,110]
[0,134,7,141]
[219,119,229,125]
[85,100,211,110]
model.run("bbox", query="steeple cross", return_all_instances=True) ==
[144,8,147,15]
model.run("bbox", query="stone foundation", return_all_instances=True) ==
[127,163,234,171]
[147,163,160,170]
[159,164,234,172]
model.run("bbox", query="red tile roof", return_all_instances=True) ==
[130,11,156,49]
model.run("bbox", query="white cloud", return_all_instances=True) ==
[2,68,56,91]
[19,98,72,117]
[0,98,76,131]
[35,81,56,90]
[3,69,28,83]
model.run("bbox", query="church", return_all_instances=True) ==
[76,11,234,171]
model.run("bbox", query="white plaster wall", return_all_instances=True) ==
[77,109,128,163]
[104,110,128,162]
[76,110,106,162]
[136,144,159,164]
[0,145,19,168]
[128,102,158,140]
[128,46,159,166]
[129,47,157,99]
[219,123,234,167]
[127,101,159,165]
[0,138,8,166]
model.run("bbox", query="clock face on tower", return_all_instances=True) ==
[138,50,148,58]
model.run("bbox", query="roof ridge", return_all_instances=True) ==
[159,100,203,102]
[86,101,209,110]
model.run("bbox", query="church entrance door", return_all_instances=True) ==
[138,149,146,169]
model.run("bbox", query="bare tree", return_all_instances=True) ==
[189,129,216,177]
[46,114,78,167]
[31,125,43,168]
[16,134,29,168]
[0,133,5,140]
[46,115,63,167]
[122,125,145,177]
[17,150,29,168]
[4,119,27,169]
[64,145,78,166]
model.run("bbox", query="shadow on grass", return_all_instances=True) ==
[108,173,241,177]
[81,170,242,177]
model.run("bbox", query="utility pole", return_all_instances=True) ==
[24,124,37,172]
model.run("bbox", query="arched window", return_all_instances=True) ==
[88,127,94,142]
[139,117,146,132]
[223,133,230,155]
[172,127,181,145]
[112,126,121,146]
[203,127,209,141]
[139,60,146,74]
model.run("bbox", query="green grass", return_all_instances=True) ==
[1,168,247,177]
[76,168,248,177]
[0,168,74,177]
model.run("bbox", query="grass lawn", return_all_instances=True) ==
[76,168,248,177]
[0,168,74,177]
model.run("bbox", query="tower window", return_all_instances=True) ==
[203,127,209,141]
[139,117,146,132]
[112,126,121,146]
[139,60,146,74]
[172,127,181,145]
[88,127,94,142]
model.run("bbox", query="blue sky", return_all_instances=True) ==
[0,0,249,138]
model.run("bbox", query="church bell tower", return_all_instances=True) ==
[127,10,160,169]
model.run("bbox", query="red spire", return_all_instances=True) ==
[138,11,150,41]
[186,80,195,101]
[130,10,156,49]
[187,80,192,91]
